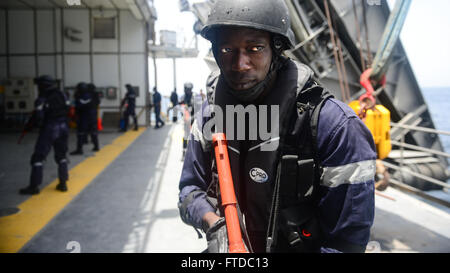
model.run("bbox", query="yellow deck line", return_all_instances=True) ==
[0,127,146,253]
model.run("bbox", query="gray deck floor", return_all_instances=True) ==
[0,123,448,253]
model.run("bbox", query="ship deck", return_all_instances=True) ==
[0,122,449,253]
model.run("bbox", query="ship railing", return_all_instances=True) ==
[382,122,450,207]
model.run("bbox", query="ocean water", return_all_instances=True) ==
[421,87,450,205]
[422,87,450,155]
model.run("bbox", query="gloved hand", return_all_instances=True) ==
[205,217,228,253]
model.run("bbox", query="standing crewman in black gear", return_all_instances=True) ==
[19,75,70,194]
[153,87,165,129]
[87,83,100,151]
[180,82,193,108]
[179,82,194,158]
[70,82,99,155]
[120,84,138,132]
[168,88,179,122]
[180,82,195,125]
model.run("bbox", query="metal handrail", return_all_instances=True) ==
[391,122,450,136]
[382,161,450,189]
[389,123,450,159]
[385,123,450,194]
[389,178,450,208]
[390,140,450,159]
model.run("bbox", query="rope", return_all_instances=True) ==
[362,2,373,66]
[353,0,367,71]
[323,0,347,102]
[336,32,351,102]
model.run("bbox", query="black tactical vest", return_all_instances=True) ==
[45,89,69,122]
[206,59,333,252]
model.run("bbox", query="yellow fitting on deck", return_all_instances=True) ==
[349,101,392,160]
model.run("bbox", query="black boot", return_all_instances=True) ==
[70,149,83,155]
[25,163,43,195]
[56,181,68,192]
[91,134,100,151]
[19,185,40,195]
[71,137,84,155]
[133,116,138,131]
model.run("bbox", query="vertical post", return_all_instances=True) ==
[33,8,38,78]
[5,9,10,79]
[195,34,198,51]
[88,8,93,83]
[152,52,157,88]
[61,8,65,88]
[53,8,57,78]
[172,58,176,91]
[117,10,122,107]
[144,21,150,127]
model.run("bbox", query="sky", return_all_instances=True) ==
[389,0,450,88]
[150,0,211,97]
[150,0,450,97]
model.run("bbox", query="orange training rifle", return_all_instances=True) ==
[212,133,248,253]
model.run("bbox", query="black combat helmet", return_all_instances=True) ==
[201,0,295,50]
[184,82,193,90]
[34,75,57,90]
[76,82,88,93]
[87,83,96,92]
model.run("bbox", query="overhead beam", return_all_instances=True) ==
[125,0,143,21]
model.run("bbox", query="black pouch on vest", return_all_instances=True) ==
[276,156,322,252]
[278,204,322,252]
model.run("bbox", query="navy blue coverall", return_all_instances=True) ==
[153,90,165,128]
[72,83,99,154]
[121,85,138,131]
[20,86,70,194]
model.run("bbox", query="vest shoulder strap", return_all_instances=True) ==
[267,83,334,252]
[283,81,334,157]
[279,82,334,206]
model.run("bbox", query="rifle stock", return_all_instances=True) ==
[17,111,36,144]
[212,133,248,253]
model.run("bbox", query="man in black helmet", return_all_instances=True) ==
[87,83,100,150]
[168,88,179,122]
[180,82,195,126]
[70,82,100,155]
[153,87,165,129]
[178,0,376,253]
[120,84,138,132]
[181,82,193,108]
[20,75,70,194]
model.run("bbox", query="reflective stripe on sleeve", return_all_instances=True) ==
[321,160,376,188]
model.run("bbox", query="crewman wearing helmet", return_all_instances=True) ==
[19,75,70,194]
[70,82,100,155]
[120,84,139,132]
[181,82,194,108]
[178,0,376,253]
